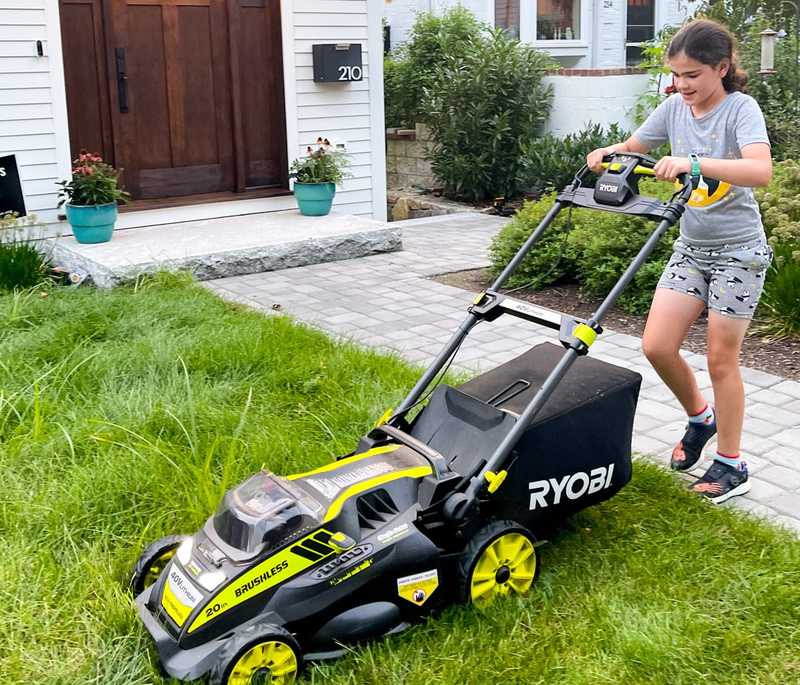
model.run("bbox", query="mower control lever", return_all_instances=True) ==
[600,152,692,189]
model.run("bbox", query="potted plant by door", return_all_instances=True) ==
[289,137,350,216]
[57,152,130,244]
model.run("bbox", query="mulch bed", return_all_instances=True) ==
[432,268,800,382]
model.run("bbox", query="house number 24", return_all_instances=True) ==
[338,65,363,81]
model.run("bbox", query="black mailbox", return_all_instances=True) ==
[312,43,363,83]
[0,154,26,217]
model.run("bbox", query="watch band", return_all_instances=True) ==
[689,153,701,178]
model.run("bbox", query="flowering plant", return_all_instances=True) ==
[56,152,130,207]
[289,137,350,185]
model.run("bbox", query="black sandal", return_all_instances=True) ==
[670,421,717,471]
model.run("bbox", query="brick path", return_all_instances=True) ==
[204,212,800,534]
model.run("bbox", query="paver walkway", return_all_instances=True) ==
[205,212,800,535]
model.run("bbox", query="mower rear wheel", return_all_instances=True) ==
[129,534,185,596]
[456,520,539,607]
[211,623,302,685]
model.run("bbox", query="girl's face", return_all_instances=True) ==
[667,51,729,110]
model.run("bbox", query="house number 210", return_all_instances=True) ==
[338,65,363,81]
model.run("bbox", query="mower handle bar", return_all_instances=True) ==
[572,151,693,189]
[392,155,694,522]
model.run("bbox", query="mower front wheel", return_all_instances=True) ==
[129,534,186,596]
[210,623,303,685]
[456,520,539,607]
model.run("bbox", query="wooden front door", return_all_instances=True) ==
[59,0,288,201]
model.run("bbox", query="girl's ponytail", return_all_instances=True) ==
[722,56,748,92]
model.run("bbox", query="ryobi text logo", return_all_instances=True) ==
[529,464,615,510]
[598,183,618,193]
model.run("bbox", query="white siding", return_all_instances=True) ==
[3,0,386,226]
[288,0,386,219]
[384,0,492,50]
[0,0,69,223]
[385,0,702,68]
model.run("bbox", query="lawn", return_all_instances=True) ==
[1,275,798,685]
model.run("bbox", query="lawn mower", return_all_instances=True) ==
[131,153,693,684]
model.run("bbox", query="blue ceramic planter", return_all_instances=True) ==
[293,182,336,216]
[66,203,118,244]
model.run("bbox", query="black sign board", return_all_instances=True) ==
[0,154,26,217]
[312,43,364,83]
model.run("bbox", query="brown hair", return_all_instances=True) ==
[667,19,748,92]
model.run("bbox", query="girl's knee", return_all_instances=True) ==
[707,350,740,382]
[642,336,679,367]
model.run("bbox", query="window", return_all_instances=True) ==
[626,0,655,65]
[537,0,580,40]
[495,0,520,38]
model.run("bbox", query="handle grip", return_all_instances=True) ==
[600,160,692,189]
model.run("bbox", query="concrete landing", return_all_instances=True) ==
[48,210,401,288]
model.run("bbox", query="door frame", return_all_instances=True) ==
[56,0,291,203]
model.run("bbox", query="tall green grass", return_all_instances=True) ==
[0,213,50,291]
[1,274,798,685]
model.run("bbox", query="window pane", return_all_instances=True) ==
[626,44,645,66]
[495,0,520,38]
[537,0,580,40]
[626,0,654,44]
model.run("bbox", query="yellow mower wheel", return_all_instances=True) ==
[457,520,539,607]
[212,624,302,685]
[129,534,185,596]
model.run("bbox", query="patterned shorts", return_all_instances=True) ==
[656,236,773,319]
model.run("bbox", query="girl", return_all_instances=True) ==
[586,18,773,504]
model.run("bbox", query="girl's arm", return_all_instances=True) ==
[653,143,773,187]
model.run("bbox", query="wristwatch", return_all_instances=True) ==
[688,153,702,180]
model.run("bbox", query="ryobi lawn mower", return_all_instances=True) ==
[131,153,693,684]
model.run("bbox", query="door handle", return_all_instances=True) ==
[115,48,129,113]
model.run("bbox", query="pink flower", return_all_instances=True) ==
[664,83,677,95]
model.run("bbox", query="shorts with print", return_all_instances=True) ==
[656,236,773,319]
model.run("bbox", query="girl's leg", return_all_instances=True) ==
[688,304,754,503]
[706,312,751,455]
[641,288,707,414]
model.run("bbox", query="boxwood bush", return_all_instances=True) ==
[489,180,677,314]
[755,160,800,336]
[518,122,630,197]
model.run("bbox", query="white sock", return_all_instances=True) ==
[688,403,715,425]
[715,452,746,471]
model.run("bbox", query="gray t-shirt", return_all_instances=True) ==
[633,91,770,246]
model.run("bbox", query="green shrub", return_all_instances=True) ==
[758,243,800,338]
[737,14,800,161]
[755,159,800,247]
[0,213,50,291]
[383,8,484,128]
[488,192,580,289]
[425,28,554,201]
[489,180,677,314]
[568,193,678,314]
[518,122,630,196]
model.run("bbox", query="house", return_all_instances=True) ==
[383,0,700,135]
[1,0,388,230]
